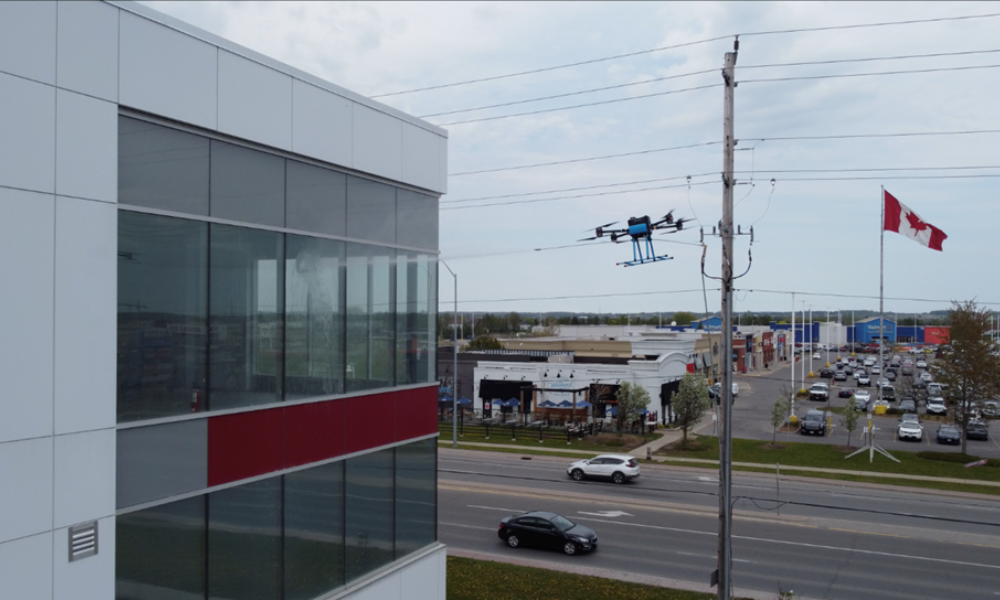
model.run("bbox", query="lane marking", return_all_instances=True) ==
[579,510,634,518]
[468,504,524,513]
[442,522,496,531]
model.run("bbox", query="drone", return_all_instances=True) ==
[578,211,687,267]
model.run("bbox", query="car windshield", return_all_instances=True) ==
[805,413,823,422]
[549,514,575,532]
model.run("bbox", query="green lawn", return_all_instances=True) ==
[656,436,1000,482]
[447,556,736,600]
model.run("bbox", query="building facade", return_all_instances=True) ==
[1,2,445,599]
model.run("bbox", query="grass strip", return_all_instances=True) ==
[447,556,724,600]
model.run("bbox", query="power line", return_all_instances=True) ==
[434,83,720,127]
[441,171,718,204]
[769,174,1000,182]
[372,12,1000,98]
[734,287,1000,307]
[444,288,721,306]
[369,36,732,98]
[418,69,718,118]
[741,62,1000,84]
[740,128,1000,143]
[450,141,722,177]
[741,48,1000,70]
[740,12,1000,38]
[441,180,718,211]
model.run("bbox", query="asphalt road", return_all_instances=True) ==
[439,449,1000,600]
[729,358,1000,458]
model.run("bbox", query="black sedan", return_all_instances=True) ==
[967,421,990,441]
[838,387,853,398]
[935,424,961,445]
[498,511,598,555]
[820,368,834,379]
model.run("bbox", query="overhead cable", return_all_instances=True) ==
[441,180,719,211]
[741,63,1000,84]
[741,47,1000,70]
[441,171,718,204]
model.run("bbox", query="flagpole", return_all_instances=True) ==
[879,186,885,403]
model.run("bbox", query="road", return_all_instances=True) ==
[730,358,1000,458]
[439,449,1000,600]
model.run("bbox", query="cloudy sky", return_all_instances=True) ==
[141,1,1000,319]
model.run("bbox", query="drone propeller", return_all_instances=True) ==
[576,236,600,242]
[581,221,617,233]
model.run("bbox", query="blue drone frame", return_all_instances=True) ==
[578,212,686,267]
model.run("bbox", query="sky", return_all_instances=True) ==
[140,1,1000,319]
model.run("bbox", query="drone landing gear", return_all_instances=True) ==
[617,255,673,267]
[615,236,672,267]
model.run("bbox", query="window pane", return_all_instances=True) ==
[118,116,210,215]
[346,243,394,392]
[117,212,208,422]
[396,254,435,386]
[284,462,345,600]
[285,235,345,399]
[286,160,346,237]
[116,497,206,600]
[395,439,436,558]
[345,449,394,582]
[209,224,284,410]
[346,175,396,245]
[395,189,438,250]
[208,479,282,600]
[211,141,285,227]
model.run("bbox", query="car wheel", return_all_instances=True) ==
[506,534,520,549]
[612,471,625,484]
[571,469,584,481]
[563,542,578,555]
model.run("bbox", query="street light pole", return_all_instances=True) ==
[440,260,459,448]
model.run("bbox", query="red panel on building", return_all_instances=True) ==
[208,408,284,486]
[395,386,439,442]
[925,326,950,345]
[345,392,396,453]
[762,331,774,364]
[284,399,346,468]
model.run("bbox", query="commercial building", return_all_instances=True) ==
[1,2,445,599]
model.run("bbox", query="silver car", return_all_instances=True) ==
[568,454,640,484]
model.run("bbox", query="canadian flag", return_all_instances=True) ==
[883,190,947,251]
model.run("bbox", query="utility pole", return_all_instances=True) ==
[716,38,738,600]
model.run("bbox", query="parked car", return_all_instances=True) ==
[567,454,640,484]
[813,352,821,360]
[926,383,943,397]
[967,420,990,441]
[820,368,834,379]
[800,410,827,436]
[834,371,848,381]
[498,511,598,555]
[935,424,961,445]
[871,365,881,375]
[809,383,830,401]
[881,385,896,402]
[926,397,947,416]
[838,387,854,398]
[853,368,867,380]
[897,414,923,441]
[885,370,897,382]
[919,372,932,382]
[857,374,871,387]
[853,389,871,410]
[899,399,917,414]
[916,359,928,369]
[982,400,999,418]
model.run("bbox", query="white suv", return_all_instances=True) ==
[568,454,640,484]
[926,397,947,415]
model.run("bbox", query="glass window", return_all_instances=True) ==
[117,212,208,422]
[116,496,206,600]
[394,439,436,558]
[285,235,345,400]
[210,141,286,227]
[396,253,435,385]
[118,116,210,215]
[284,462,345,600]
[345,448,394,582]
[209,224,284,410]
[286,160,347,237]
[346,176,396,245]
[208,479,282,600]
[346,243,395,392]
[395,189,438,251]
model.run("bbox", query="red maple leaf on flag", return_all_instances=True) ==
[905,211,928,232]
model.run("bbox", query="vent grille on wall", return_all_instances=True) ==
[69,522,98,561]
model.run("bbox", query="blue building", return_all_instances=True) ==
[854,317,896,344]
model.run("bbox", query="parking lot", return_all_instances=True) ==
[726,351,1000,458]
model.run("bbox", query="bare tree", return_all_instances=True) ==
[935,301,1000,454]
[770,394,788,445]
[614,381,649,435]
[673,373,711,447]
[841,397,860,448]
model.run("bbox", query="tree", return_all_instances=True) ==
[466,335,502,351]
[613,381,649,435]
[672,373,711,447]
[935,301,1000,454]
[841,397,860,448]
[770,394,788,445]
[672,311,697,325]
